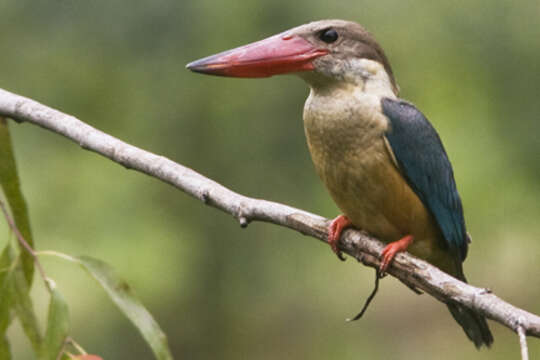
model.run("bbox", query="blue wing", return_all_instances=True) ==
[381,98,468,261]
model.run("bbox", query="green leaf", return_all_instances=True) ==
[76,256,173,360]
[0,246,13,337]
[0,335,11,360]
[40,283,69,360]
[0,117,33,286]
[6,245,42,354]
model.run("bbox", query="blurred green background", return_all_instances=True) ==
[1,0,539,359]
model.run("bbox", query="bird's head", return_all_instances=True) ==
[187,19,399,95]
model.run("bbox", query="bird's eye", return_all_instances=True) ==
[319,28,338,43]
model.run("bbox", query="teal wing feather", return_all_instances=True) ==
[381,98,468,262]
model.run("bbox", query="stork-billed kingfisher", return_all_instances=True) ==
[186,19,493,348]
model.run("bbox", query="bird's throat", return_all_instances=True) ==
[303,84,390,156]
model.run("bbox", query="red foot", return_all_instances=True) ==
[328,215,352,261]
[380,235,414,274]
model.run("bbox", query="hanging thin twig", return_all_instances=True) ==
[347,269,381,322]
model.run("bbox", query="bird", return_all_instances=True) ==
[186,19,493,348]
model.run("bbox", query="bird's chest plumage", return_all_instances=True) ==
[303,87,440,259]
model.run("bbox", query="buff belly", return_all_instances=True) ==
[319,137,441,259]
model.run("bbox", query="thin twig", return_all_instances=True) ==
[347,269,381,322]
[0,199,50,290]
[518,325,529,360]
[67,336,88,355]
[56,337,70,360]
[36,250,78,262]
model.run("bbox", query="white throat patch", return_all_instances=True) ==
[344,58,396,98]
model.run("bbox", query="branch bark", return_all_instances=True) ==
[1,87,539,341]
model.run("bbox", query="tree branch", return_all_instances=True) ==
[1,87,539,341]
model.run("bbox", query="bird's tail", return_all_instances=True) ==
[441,261,493,348]
[447,303,493,348]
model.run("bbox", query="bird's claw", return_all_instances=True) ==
[334,248,346,261]
[378,245,395,274]
[328,215,351,261]
[378,235,414,275]
[329,230,346,261]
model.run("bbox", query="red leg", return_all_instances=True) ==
[379,235,414,274]
[328,215,352,261]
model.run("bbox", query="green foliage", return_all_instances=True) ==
[0,239,172,359]
[0,120,42,357]
[0,118,172,358]
[0,246,13,338]
[0,247,13,360]
[6,245,42,354]
[0,119,33,286]
[0,336,10,360]
[40,284,69,360]
[75,256,173,360]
